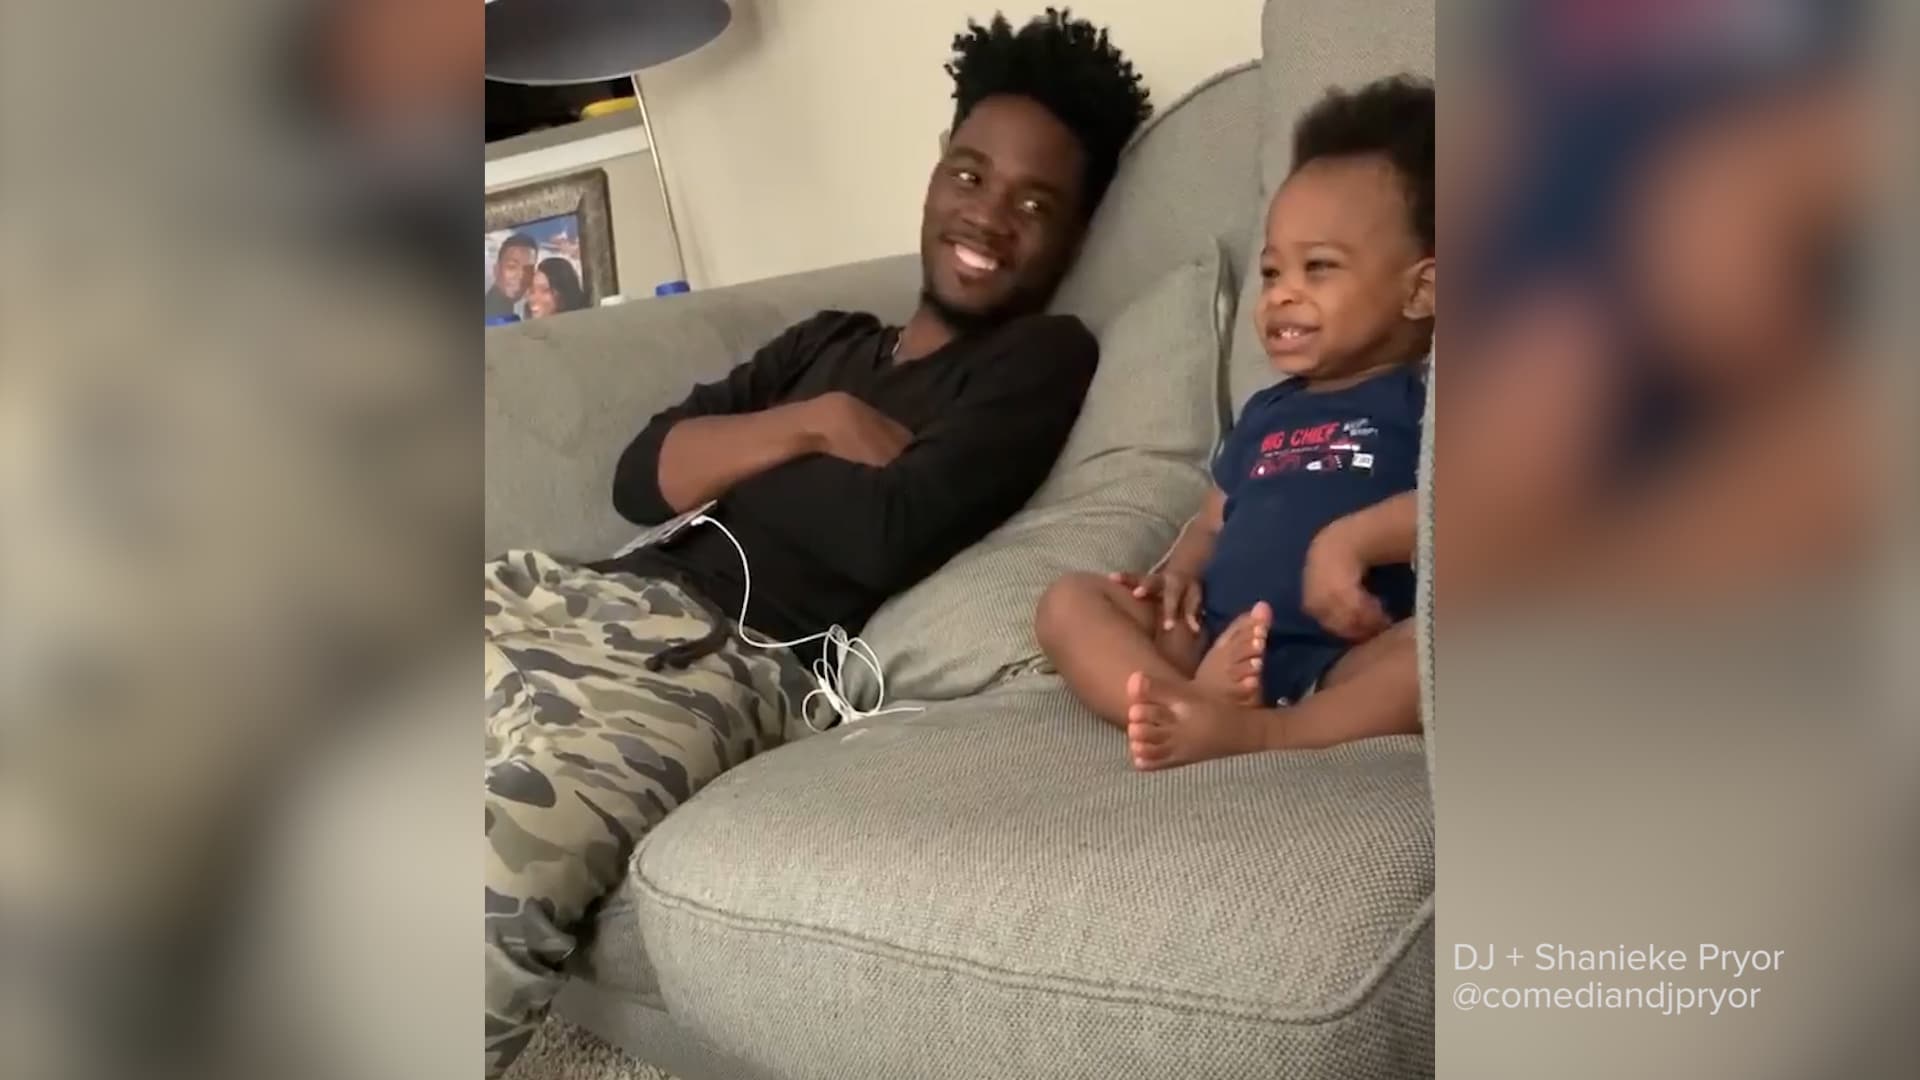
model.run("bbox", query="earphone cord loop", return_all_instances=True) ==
[691,514,922,729]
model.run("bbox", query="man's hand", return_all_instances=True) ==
[802,391,913,467]
[1302,517,1391,641]
[1110,570,1203,633]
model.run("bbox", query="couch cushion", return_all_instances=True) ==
[1416,350,1436,757]
[1045,64,1264,332]
[848,244,1229,704]
[631,678,1435,1080]
[1225,1,1437,413]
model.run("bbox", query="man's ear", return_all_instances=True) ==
[1403,256,1436,320]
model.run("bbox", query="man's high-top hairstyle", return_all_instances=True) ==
[945,8,1153,214]
[1291,75,1435,254]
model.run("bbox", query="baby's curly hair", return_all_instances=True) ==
[946,8,1152,215]
[1292,75,1435,254]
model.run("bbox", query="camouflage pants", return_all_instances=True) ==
[483,551,817,1077]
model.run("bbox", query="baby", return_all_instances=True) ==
[1035,75,1434,769]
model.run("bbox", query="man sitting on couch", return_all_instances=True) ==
[483,11,1152,1074]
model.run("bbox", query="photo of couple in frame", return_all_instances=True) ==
[485,169,619,326]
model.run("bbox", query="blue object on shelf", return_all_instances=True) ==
[655,280,691,297]
[486,314,522,327]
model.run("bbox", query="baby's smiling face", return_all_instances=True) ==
[1255,155,1433,385]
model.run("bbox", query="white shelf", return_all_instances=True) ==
[485,111,652,192]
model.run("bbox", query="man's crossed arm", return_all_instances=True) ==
[611,313,1097,596]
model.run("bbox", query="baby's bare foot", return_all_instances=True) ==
[1191,602,1271,706]
[1125,672,1275,770]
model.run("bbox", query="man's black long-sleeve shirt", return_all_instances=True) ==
[596,310,1097,652]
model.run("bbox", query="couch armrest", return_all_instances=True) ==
[486,254,918,558]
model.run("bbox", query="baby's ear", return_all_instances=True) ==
[1403,256,1436,321]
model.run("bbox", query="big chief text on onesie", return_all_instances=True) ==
[1449,944,1784,1017]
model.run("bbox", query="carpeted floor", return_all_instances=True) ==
[505,1017,683,1080]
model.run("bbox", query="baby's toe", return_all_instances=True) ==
[1131,742,1174,770]
[1128,722,1172,765]
[1127,701,1172,727]
[1128,711,1171,738]
[1126,671,1159,702]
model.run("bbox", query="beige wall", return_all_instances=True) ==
[632,0,1266,289]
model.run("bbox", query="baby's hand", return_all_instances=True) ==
[1110,570,1203,633]
[1302,520,1391,641]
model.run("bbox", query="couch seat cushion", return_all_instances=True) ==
[627,678,1434,1080]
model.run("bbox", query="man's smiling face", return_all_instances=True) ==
[918,94,1088,328]
[493,244,534,300]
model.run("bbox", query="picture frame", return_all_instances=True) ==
[483,169,618,326]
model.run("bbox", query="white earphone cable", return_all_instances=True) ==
[692,513,921,732]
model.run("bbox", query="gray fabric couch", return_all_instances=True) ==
[485,4,1436,1077]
